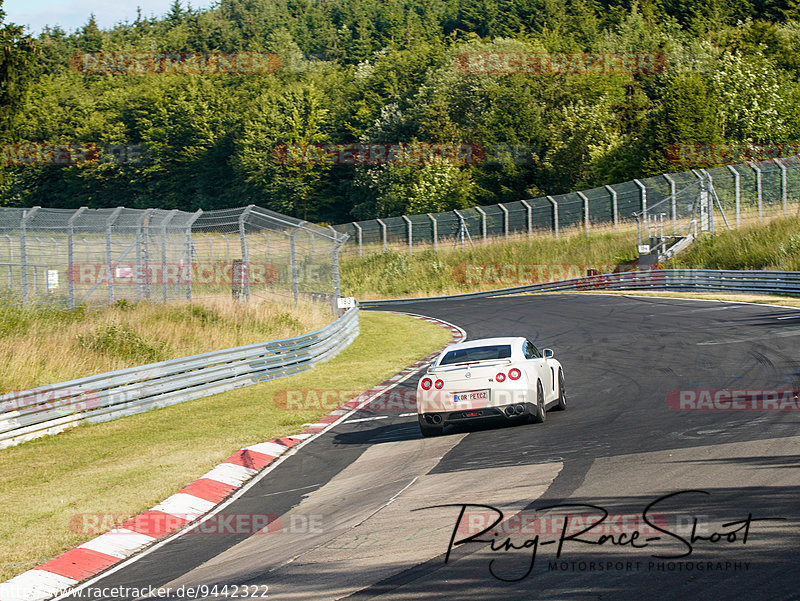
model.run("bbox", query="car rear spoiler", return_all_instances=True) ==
[427,359,513,373]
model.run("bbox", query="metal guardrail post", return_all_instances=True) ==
[238,205,254,301]
[775,158,788,216]
[663,174,676,231]
[67,207,87,309]
[498,203,509,239]
[353,223,363,257]
[546,196,559,239]
[634,179,647,219]
[475,207,487,242]
[19,206,40,305]
[402,215,413,253]
[427,213,438,250]
[376,218,387,251]
[726,165,741,227]
[105,207,124,304]
[577,192,590,237]
[749,162,763,219]
[519,200,533,238]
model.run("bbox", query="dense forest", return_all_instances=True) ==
[2,0,800,223]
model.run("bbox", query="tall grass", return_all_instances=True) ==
[666,215,800,270]
[341,225,640,299]
[0,296,332,393]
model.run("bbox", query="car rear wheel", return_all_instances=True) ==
[419,422,443,437]
[530,380,546,424]
[553,369,566,411]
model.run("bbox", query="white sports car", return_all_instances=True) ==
[416,336,565,437]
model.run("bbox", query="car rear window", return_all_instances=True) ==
[439,345,512,365]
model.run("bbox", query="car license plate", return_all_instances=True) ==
[452,389,489,403]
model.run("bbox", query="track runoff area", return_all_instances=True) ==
[47,293,800,601]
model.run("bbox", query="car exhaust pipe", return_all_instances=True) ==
[431,414,443,424]
[505,406,516,416]
[515,404,526,414]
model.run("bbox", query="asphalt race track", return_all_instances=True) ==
[60,293,800,600]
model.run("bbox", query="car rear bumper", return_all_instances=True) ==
[419,401,536,427]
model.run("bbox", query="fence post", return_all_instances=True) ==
[376,218,387,251]
[427,213,438,251]
[331,232,347,315]
[402,215,413,254]
[546,196,559,239]
[634,179,647,220]
[105,207,124,305]
[604,185,618,232]
[775,158,788,216]
[352,223,363,257]
[67,207,87,309]
[238,205,254,302]
[136,209,153,302]
[726,165,741,227]
[577,192,590,237]
[475,207,487,242]
[519,200,533,238]
[290,227,300,305]
[19,206,40,305]
[749,162,763,219]
[663,174,676,231]
[700,169,715,235]
[161,210,178,303]
[692,170,709,232]
[498,203,509,239]
[185,209,202,300]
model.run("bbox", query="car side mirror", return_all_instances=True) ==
[543,348,554,359]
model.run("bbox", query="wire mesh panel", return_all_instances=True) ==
[0,205,347,309]
[333,155,800,256]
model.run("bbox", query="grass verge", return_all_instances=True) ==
[0,310,451,582]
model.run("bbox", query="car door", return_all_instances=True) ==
[523,340,551,400]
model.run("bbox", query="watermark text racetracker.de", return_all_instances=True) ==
[69,511,324,536]
[272,142,533,166]
[67,263,279,286]
[69,52,281,75]
[1,143,146,166]
[667,389,800,411]
[0,388,100,415]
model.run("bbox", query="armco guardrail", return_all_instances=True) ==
[358,269,800,307]
[0,308,359,449]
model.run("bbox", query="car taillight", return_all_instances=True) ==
[496,372,506,382]
[508,368,521,380]
[434,379,444,389]
[421,378,432,390]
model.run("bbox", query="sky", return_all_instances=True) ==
[2,0,215,35]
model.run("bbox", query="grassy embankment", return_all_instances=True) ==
[341,225,640,299]
[0,308,451,581]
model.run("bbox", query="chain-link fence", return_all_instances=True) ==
[332,156,800,256]
[0,205,348,310]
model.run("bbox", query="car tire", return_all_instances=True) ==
[530,380,546,424]
[419,422,443,437]
[553,369,566,411]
